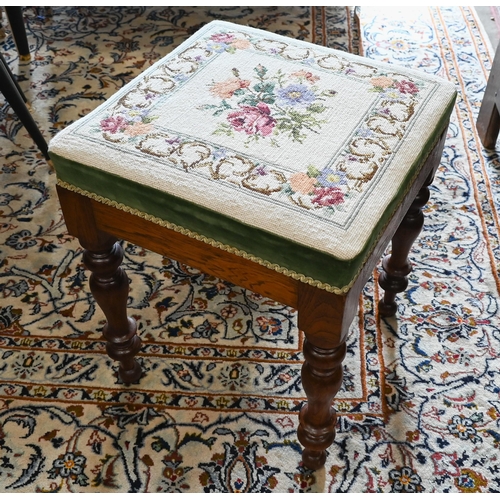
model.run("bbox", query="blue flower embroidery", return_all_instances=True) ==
[206,41,229,53]
[213,148,227,160]
[276,84,316,107]
[317,168,347,187]
[174,73,188,82]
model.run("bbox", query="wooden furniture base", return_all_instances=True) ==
[56,130,446,470]
[477,42,500,148]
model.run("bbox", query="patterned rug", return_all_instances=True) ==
[0,6,499,493]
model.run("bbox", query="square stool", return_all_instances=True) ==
[48,20,456,470]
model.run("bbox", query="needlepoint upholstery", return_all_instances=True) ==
[49,20,456,294]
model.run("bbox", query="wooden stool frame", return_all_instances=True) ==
[56,129,447,471]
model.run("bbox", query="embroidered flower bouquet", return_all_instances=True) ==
[202,64,338,147]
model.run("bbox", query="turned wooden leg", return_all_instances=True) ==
[296,284,355,470]
[298,337,346,470]
[56,186,142,383]
[378,173,434,317]
[81,235,142,384]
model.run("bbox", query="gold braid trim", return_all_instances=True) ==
[56,178,355,295]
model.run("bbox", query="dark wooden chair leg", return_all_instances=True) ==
[378,172,434,317]
[296,284,354,470]
[81,238,142,384]
[0,53,50,159]
[5,7,30,61]
[477,42,500,149]
[56,186,142,384]
[298,337,346,470]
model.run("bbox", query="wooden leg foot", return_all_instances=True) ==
[297,338,346,470]
[83,240,142,384]
[301,449,327,471]
[104,318,142,384]
[378,254,409,318]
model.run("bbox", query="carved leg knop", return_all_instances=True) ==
[378,175,433,317]
[298,338,346,470]
[82,240,142,384]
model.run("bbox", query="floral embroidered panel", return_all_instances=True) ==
[49,21,456,261]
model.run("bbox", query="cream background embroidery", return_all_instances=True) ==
[49,21,456,261]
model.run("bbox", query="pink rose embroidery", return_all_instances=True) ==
[311,186,345,206]
[395,79,419,94]
[227,102,276,137]
[209,33,250,50]
[210,33,235,43]
[100,116,127,134]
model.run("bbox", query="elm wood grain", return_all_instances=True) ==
[477,42,500,149]
[54,126,447,470]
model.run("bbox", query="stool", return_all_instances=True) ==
[49,20,456,470]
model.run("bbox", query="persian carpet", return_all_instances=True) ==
[0,5,499,493]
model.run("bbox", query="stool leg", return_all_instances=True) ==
[297,284,353,470]
[81,236,142,384]
[56,186,143,384]
[298,337,346,470]
[378,173,433,317]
